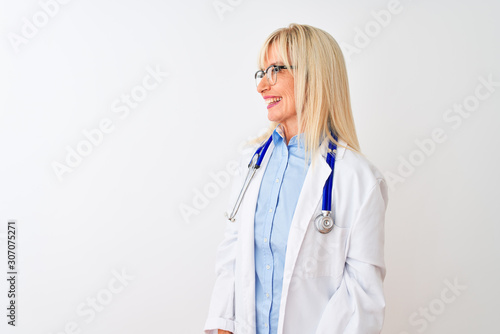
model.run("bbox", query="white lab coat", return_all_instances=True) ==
[204,135,389,334]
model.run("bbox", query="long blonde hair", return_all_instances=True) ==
[249,23,363,168]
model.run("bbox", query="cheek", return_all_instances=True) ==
[284,91,295,111]
[284,84,294,105]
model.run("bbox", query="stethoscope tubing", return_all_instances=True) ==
[226,131,338,233]
[251,135,273,169]
[323,139,338,212]
[226,136,273,222]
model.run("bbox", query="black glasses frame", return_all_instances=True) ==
[255,65,295,87]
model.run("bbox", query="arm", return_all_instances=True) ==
[204,157,247,334]
[203,218,239,334]
[316,178,389,333]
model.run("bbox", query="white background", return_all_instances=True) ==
[1,0,499,333]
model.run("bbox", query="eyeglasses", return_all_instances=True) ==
[254,65,295,87]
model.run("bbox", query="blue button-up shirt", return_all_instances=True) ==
[254,124,311,334]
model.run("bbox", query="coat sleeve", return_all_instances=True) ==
[203,154,247,334]
[315,177,389,334]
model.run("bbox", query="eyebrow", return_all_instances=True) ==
[260,61,284,71]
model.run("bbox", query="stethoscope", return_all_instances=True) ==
[225,132,338,234]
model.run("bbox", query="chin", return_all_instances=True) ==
[267,114,281,123]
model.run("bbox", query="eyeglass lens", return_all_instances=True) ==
[255,66,279,87]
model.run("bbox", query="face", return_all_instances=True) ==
[257,44,296,130]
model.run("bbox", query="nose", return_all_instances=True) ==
[257,76,270,94]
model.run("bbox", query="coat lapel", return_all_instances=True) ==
[277,137,347,333]
[238,140,275,331]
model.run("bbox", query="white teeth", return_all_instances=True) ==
[266,97,282,105]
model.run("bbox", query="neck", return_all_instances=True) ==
[280,120,299,145]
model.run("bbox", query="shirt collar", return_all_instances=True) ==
[270,124,349,159]
[271,123,308,158]
[272,123,302,146]
[272,123,285,144]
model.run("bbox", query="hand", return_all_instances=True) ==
[218,330,233,334]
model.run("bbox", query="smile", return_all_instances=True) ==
[266,97,282,109]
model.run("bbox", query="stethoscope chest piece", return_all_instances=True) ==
[315,211,334,234]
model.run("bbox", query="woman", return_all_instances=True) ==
[204,23,389,334]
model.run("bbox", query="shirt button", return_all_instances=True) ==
[266,265,270,270]
[275,178,279,183]
[264,238,268,243]
[269,208,273,213]
[266,293,270,298]
[264,323,268,328]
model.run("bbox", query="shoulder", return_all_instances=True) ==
[339,147,385,183]
[336,143,388,204]
[235,136,276,172]
[228,140,264,191]
[234,142,260,174]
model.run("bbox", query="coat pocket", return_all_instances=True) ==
[292,221,350,279]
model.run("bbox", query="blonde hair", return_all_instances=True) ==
[249,23,363,168]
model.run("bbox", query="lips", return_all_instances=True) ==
[267,99,281,109]
[263,96,282,109]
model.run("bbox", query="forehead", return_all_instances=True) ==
[263,45,284,68]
